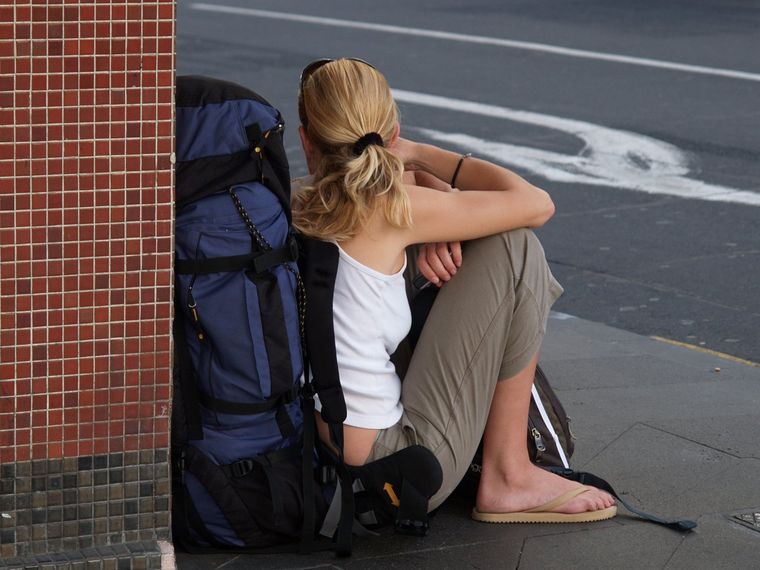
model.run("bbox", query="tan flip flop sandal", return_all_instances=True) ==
[471,486,617,524]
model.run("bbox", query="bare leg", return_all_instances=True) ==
[476,353,615,514]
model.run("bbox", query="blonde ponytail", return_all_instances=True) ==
[292,59,411,241]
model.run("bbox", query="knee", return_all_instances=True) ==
[475,229,545,262]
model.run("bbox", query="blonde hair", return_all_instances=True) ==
[292,59,412,241]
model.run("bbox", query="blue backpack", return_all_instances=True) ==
[172,75,319,550]
[171,76,443,555]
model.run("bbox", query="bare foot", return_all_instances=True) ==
[476,463,615,514]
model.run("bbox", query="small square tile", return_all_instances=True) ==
[32,460,47,476]
[109,518,123,533]
[80,487,94,504]
[0,494,14,510]
[124,466,139,484]
[79,504,94,519]
[32,476,46,491]
[47,490,62,506]
[16,509,31,526]
[63,489,78,505]
[63,505,78,521]
[16,478,31,493]
[63,521,78,538]
[109,485,124,501]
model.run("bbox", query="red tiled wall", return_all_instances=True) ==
[0,1,175,464]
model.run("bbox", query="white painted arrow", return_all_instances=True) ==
[393,89,760,206]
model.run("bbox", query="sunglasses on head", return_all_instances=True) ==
[298,57,376,91]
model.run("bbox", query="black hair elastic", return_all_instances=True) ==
[450,152,472,189]
[352,132,384,156]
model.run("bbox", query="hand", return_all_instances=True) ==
[391,137,423,171]
[417,241,462,287]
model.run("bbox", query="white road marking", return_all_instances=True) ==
[393,89,760,206]
[191,3,760,82]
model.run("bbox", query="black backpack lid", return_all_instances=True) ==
[174,75,291,217]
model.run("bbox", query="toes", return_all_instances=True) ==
[582,487,614,511]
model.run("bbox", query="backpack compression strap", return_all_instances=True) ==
[174,235,299,276]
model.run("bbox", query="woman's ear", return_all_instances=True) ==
[299,126,318,174]
[389,122,401,148]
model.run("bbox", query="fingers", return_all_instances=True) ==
[416,242,464,287]
[449,241,463,268]
[416,250,440,286]
[425,244,450,286]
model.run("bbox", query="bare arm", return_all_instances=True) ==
[394,140,555,246]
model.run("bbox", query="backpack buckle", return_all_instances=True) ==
[287,234,299,262]
[394,518,429,537]
[230,459,254,478]
[319,464,336,484]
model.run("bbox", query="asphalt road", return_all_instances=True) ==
[177,0,760,362]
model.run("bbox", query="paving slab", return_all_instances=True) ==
[517,521,682,570]
[664,514,760,569]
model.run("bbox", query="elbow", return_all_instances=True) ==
[530,191,555,228]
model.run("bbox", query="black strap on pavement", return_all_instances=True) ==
[547,467,697,531]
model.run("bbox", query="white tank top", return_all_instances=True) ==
[314,244,410,429]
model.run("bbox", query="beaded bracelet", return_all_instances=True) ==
[450,153,472,189]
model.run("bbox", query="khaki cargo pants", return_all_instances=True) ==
[367,229,563,510]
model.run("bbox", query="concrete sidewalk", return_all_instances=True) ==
[176,314,760,569]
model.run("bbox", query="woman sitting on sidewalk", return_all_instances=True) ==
[292,58,616,523]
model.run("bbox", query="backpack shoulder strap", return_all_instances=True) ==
[298,236,346,422]
[297,235,355,555]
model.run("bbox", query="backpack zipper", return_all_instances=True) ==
[186,277,206,342]
[528,417,547,461]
